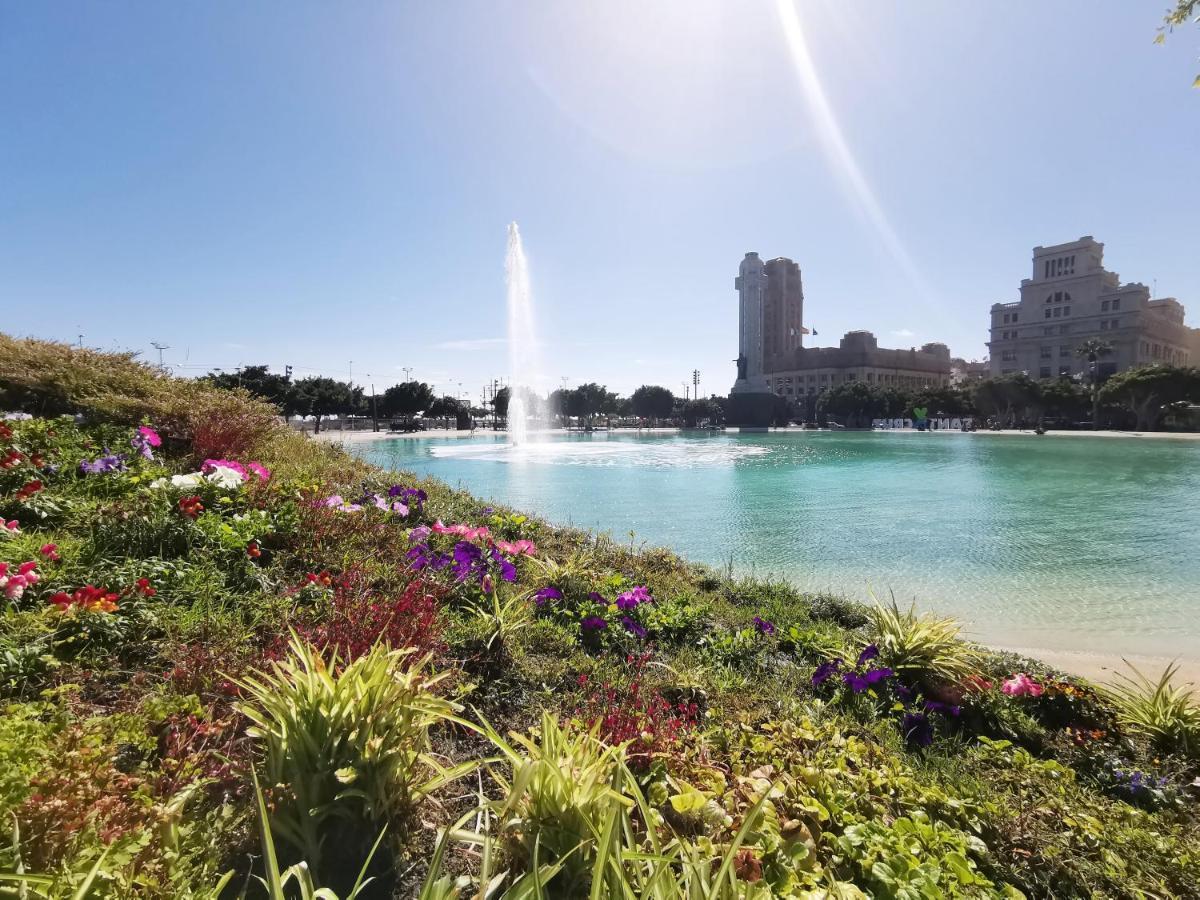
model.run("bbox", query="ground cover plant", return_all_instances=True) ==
[1,335,1199,898]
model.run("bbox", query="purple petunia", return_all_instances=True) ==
[812,659,843,687]
[588,591,606,604]
[489,547,517,583]
[581,615,607,632]
[901,712,934,747]
[389,486,427,513]
[534,586,563,607]
[922,700,961,717]
[409,525,432,545]
[753,616,775,635]
[615,585,652,611]
[620,615,647,639]
[856,644,880,667]
[80,452,127,475]
[451,541,485,583]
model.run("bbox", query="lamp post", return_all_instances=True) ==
[151,342,170,370]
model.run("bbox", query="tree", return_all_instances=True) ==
[567,383,618,428]
[203,365,296,417]
[292,376,354,433]
[910,385,973,417]
[1157,1,1200,88]
[380,381,434,418]
[1039,377,1089,422]
[297,377,355,433]
[425,395,469,429]
[1099,365,1200,431]
[1075,339,1114,429]
[972,374,1042,427]
[630,385,675,423]
[492,386,510,421]
[823,381,886,428]
[681,398,718,427]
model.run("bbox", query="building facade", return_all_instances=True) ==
[731,251,953,404]
[988,237,1198,379]
[732,252,804,394]
[765,331,952,400]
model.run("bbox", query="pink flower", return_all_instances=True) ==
[495,539,537,556]
[246,461,271,482]
[137,426,162,447]
[40,543,60,562]
[1001,673,1044,698]
[2,520,18,534]
[1,560,39,600]
[432,521,491,541]
[201,459,248,478]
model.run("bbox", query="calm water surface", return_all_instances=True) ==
[356,431,1200,663]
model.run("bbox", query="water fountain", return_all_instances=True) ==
[505,222,538,445]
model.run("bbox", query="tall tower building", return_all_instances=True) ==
[732,252,804,393]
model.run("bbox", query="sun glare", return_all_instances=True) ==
[774,0,932,300]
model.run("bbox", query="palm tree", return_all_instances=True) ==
[1075,339,1113,430]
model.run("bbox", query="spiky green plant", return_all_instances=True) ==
[1101,661,1200,756]
[474,712,637,896]
[866,599,980,684]
[236,635,475,875]
[462,586,534,654]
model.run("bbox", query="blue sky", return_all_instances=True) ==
[2,1,1198,401]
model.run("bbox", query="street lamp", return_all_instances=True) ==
[150,342,170,370]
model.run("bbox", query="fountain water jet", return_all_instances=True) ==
[505,222,539,445]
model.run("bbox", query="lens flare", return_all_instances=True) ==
[774,0,933,301]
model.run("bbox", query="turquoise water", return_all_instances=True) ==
[356,431,1200,663]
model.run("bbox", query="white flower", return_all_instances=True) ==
[150,472,205,490]
[204,465,244,489]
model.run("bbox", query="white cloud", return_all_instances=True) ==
[431,337,508,351]
[891,328,915,338]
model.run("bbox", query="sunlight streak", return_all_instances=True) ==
[774,0,933,301]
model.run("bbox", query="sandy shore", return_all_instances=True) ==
[989,644,1200,687]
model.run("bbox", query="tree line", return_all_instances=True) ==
[821,364,1200,431]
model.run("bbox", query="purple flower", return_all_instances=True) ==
[843,671,870,693]
[588,591,606,604]
[616,586,651,611]
[895,683,914,701]
[856,644,880,667]
[489,547,517,583]
[864,666,893,685]
[752,616,775,635]
[409,525,432,545]
[581,615,607,632]
[620,615,647,639]
[80,452,126,475]
[923,700,961,716]
[389,486,427,513]
[812,659,843,687]
[534,586,563,607]
[479,506,494,515]
[901,712,933,747]
[451,541,485,582]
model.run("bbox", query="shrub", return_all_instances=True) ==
[288,569,443,662]
[480,712,636,895]
[866,600,980,685]
[1101,661,1200,757]
[236,637,470,879]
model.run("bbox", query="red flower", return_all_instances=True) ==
[178,495,204,519]
[15,480,42,500]
[49,585,119,614]
[0,450,22,469]
[246,541,261,559]
[39,543,60,562]
[0,423,12,441]
[304,571,333,587]
[134,578,156,597]
[30,453,45,468]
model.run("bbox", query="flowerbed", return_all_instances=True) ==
[1,337,1199,898]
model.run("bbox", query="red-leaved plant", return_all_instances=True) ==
[283,569,444,663]
[575,653,698,771]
